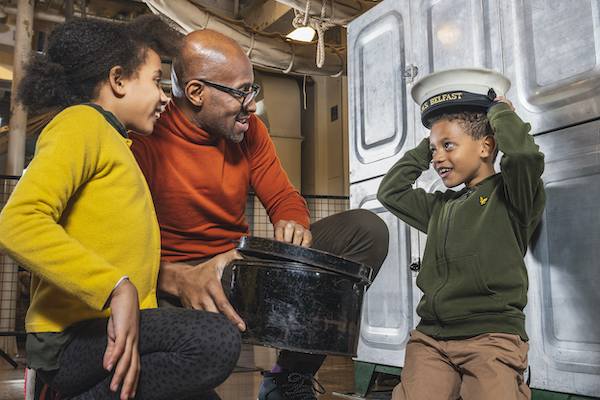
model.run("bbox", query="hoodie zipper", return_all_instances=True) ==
[431,187,474,336]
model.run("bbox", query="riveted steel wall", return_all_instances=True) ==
[348,0,600,396]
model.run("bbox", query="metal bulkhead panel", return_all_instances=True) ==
[500,0,600,134]
[347,0,417,184]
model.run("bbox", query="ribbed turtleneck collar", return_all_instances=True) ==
[158,99,218,145]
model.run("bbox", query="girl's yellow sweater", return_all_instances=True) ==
[0,105,161,333]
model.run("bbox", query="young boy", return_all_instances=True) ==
[377,68,546,400]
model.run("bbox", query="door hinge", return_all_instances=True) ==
[410,257,421,272]
[403,65,419,83]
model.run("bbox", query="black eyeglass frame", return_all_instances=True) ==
[195,79,260,107]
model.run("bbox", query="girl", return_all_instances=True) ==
[0,16,240,400]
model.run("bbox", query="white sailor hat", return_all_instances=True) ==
[411,67,511,129]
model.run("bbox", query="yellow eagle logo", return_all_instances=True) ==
[479,196,488,206]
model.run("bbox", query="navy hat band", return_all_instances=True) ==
[420,88,497,129]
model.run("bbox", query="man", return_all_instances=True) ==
[131,29,389,400]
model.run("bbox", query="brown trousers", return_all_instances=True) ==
[392,330,530,400]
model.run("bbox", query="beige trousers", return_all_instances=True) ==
[392,330,530,400]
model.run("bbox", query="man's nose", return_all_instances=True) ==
[244,97,257,113]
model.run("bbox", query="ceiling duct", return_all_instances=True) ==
[144,0,348,76]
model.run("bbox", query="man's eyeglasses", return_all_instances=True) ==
[196,79,260,107]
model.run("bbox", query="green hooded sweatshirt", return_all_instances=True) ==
[377,103,546,340]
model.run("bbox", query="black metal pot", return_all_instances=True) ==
[229,236,372,356]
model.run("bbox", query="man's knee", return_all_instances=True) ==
[351,209,389,275]
[351,209,389,245]
[310,208,389,273]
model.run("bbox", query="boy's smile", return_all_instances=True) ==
[429,119,496,189]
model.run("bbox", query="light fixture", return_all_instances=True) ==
[286,26,316,42]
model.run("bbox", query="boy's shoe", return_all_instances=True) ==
[257,370,325,400]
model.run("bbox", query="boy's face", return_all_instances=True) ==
[429,119,494,189]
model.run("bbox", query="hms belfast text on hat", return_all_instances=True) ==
[420,92,465,113]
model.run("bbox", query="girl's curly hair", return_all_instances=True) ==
[17,15,182,115]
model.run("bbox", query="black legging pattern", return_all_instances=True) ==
[37,308,241,400]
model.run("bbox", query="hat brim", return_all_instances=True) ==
[411,67,511,128]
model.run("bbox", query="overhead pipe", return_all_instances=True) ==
[145,0,346,76]
[2,4,136,23]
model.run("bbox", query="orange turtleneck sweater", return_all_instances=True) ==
[130,100,310,263]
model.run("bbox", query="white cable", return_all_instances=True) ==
[247,31,255,57]
[283,42,296,74]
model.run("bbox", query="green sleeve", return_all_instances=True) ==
[377,138,439,233]
[488,103,546,226]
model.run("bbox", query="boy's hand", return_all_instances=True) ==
[494,96,515,111]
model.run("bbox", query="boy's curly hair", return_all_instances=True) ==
[17,15,182,115]
[428,111,493,140]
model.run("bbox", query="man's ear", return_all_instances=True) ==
[481,135,497,159]
[185,80,204,107]
[108,65,126,97]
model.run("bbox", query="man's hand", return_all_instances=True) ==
[157,249,246,331]
[273,220,312,247]
[103,279,140,400]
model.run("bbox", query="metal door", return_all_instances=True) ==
[500,0,600,133]
[525,120,600,397]
[350,177,420,366]
[415,0,504,72]
[347,0,416,184]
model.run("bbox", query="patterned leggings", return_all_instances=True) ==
[36,308,241,400]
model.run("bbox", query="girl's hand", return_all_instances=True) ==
[103,279,141,400]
